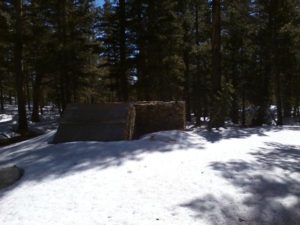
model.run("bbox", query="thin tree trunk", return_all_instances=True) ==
[119,0,128,101]
[0,80,4,111]
[283,96,292,118]
[31,73,42,122]
[194,2,201,126]
[72,78,78,103]
[209,0,223,128]
[40,106,44,115]
[242,87,246,126]
[183,51,191,122]
[54,73,62,115]
[294,99,299,119]
[253,55,270,126]
[59,70,66,110]
[231,95,239,124]
[136,0,148,100]
[14,0,28,135]
[211,0,221,92]
[58,0,67,111]
[272,0,283,125]
[40,94,44,115]
[231,51,239,124]
[26,75,31,112]
[275,72,283,125]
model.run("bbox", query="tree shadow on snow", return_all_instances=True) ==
[0,130,203,196]
[179,142,300,225]
[195,126,300,143]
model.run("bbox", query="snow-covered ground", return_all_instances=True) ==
[0,126,300,225]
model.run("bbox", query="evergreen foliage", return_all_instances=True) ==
[0,0,300,132]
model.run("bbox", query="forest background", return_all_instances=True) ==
[0,0,300,134]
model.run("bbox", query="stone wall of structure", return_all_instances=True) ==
[134,101,186,138]
[53,103,135,143]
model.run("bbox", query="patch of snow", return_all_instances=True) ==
[0,114,13,123]
[0,126,300,225]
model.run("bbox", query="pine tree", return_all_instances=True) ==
[1,0,300,129]
[0,1,11,110]
[192,0,211,125]
[223,0,251,125]
[98,0,130,101]
[136,0,184,100]
[13,0,28,134]
[209,0,224,128]
[26,0,53,121]
[179,0,193,121]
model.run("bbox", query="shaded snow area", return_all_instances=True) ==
[0,112,16,140]
[0,126,300,225]
[0,105,59,139]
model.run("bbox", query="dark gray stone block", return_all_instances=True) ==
[53,103,135,143]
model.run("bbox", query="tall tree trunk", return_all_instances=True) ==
[136,0,149,100]
[14,0,28,135]
[0,79,4,111]
[253,55,270,126]
[119,0,128,101]
[283,100,292,118]
[59,67,66,110]
[209,0,223,128]
[252,5,272,126]
[40,93,44,115]
[294,98,299,119]
[8,90,12,104]
[242,87,246,126]
[26,75,31,112]
[194,2,201,125]
[72,77,79,103]
[231,94,239,124]
[58,0,67,111]
[272,0,283,125]
[275,72,283,125]
[54,73,62,115]
[31,73,42,122]
[211,0,221,92]
[183,51,191,122]
[231,51,239,124]
[283,73,292,118]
